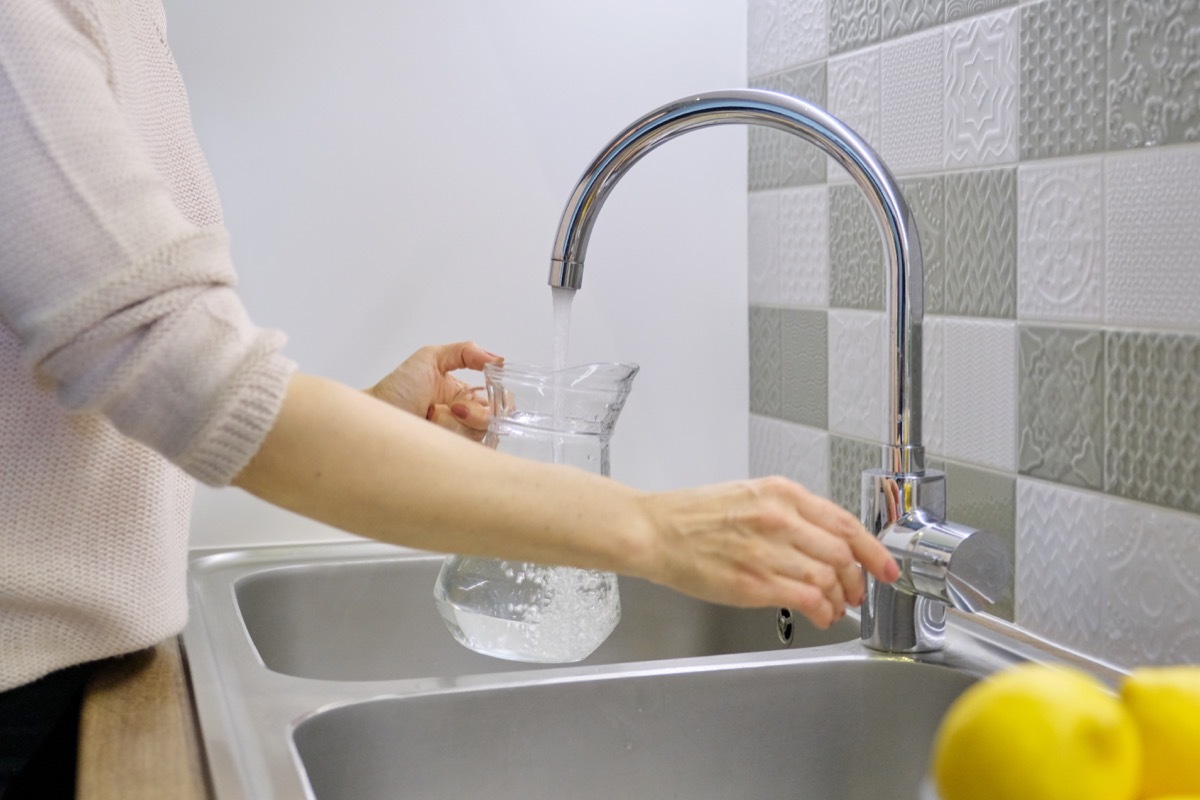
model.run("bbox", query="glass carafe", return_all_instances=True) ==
[433,361,639,663]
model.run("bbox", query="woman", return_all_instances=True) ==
[0,1,897,795]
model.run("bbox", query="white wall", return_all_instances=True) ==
[163,1,749,547]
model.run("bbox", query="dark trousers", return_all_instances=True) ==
[0,663,94,800]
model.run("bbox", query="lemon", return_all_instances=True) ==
[931,663,1140,800]
[1121,666,1200,797]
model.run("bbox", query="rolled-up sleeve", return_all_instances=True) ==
[0,0,294,486]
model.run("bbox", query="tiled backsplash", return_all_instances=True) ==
[746,0,1200,667]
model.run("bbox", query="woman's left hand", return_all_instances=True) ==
[366,341,502,441]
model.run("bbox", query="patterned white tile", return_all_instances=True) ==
[1105,147,1200,331]
[922,315,946,456]
[1017,158,1105,323]
[779,185,829,307]
[1102,497,1200,667]
[748,0,829,78]
[828,309,888,442]
[945,9,1019,167]
[1015,479,1107,659]
[749,415,831,499]
[827,47,882,184]
[749,191,782,305]
[880,28,944,175]
[942,318,1017,471]
[749,413,784,478]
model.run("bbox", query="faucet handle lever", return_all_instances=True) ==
[879,509,1012,613]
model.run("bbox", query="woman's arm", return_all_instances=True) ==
[233,373,898,628]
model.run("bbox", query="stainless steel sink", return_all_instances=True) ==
[294,658,974,800]
[232,549,855,682]
[182,541,1122,800]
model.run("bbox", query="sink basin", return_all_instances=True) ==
[183,541,1122,800]
[294,658,975,800]
[234,553,856,681]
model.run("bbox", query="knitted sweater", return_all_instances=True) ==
[0,0,295,690]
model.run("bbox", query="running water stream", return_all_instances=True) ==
[551,286,574,372]
[550,287,575,464]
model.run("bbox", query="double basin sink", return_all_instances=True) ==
[182,541,1118,799]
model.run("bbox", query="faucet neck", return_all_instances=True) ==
[548,90,925,467]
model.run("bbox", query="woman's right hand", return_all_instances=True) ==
[631,476,899,629]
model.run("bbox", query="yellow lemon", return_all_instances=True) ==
[931,663,1140,800]
[1121,666,1200,798]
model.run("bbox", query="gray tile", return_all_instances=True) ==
[829,435,881,515]
[882,0,944,40]
[899,176,945,315]
[1105,331,1200,516]
[945,0,1016,23]
[944,168,1017,318]
[830,0,881,55]
[1108,0,1200,149]
[780,308,829,428]
[749,66,828,190]
[945,460,1017,620]
[1020,0,1107,159]
[749,306,783,417]
[829,183,884,310]
[1018,327,1105,490]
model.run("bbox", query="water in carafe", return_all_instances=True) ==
[433,358,638,662]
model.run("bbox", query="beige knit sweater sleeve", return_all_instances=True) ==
[0,0,294,486]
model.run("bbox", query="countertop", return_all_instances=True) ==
[77,638,211,800]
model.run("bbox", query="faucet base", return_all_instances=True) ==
[861,580,947,653]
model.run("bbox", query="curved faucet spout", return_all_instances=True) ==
[548,89,925,473]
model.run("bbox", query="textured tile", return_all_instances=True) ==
[780,308,829,428]
[1108,0,1200,149]
[828,310,888,442]
[899,175,945,315]
[827,47,882,183]
[748,191,782,305]
[749,306,783,417]
[944,167,1017,318]
[1018,326,1105,490]
[749,65,829,190]
[1105,330,1200,516]
[1105,148,1200,330]
[943,318,1017,471]
[880,29,944,174]
[748,0,829,78]
[1020,0,1107,160]
[830,435,882,515]
[829,183,885,310]
[1102,496,1200,667]
[779,185,829,307]
[829,0,881,55]
[945,9,1019,168]
[1017,158,1105,323]
[751,416,832,498]
[749,413,782,479]
[945,0,1015,23]
[882,0,944,40]
[1015,479,1106,655]
[945,460,1016,619]
[922,315,946,456]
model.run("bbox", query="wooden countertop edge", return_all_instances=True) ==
[76,638,212,800]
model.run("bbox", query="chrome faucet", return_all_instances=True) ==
[547,89,1010,653]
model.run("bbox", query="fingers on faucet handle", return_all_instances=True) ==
[790,482,900,585]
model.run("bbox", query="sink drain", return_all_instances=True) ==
[776,608,793,645]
